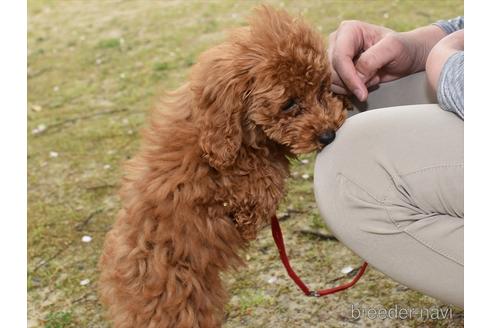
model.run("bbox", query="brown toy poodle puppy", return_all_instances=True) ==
[99,5,349,328]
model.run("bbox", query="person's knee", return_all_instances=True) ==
[314,111,400,242]
[314,114,379,235]
[314,112,383,202]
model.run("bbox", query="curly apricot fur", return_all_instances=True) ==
[99,5,349,327]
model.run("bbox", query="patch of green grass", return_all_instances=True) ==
[153,62,172,71]
[238,290,274,314]
[97,38,120,49]
[44,311,72,328]
[308,212,325,230]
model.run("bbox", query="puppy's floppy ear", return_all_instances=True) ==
[198,91,243,170]
[192,45,250,171]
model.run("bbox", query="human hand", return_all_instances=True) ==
[328,20,447,101]
[426,29,464,91]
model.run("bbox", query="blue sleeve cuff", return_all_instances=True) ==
[437,51,464,120]
[433,16,464,34]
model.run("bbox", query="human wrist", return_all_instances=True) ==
[401,25,447,72]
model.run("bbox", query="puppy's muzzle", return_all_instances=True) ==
[318,130,336,146]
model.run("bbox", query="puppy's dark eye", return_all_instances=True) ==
[282,99,298,113]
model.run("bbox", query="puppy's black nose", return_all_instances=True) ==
[318,130,336,145]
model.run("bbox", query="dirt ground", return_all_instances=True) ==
[28,1,463,327]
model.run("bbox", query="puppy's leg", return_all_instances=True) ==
[99,208,243,328]
[229,198,277,241]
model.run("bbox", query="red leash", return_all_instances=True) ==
[271,215,368,297]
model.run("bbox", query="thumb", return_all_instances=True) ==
[355,36,398,82]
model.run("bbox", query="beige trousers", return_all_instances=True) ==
[314,72,464,307]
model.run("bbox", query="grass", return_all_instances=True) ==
[44,311,73,328]
[28,0,464,327]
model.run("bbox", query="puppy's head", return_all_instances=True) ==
[192,5,348,170]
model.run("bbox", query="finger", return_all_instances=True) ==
[327,32,341,84]
[366,75,380,89]
[378,73,404,83]
[330,23,368,101]
[330,72,349,94]
[327,31,337,63]
[330,83,349,95]
[329,54,349,94]
[332,51,367,99]
[333,54,367,101]
[355,36,399,83]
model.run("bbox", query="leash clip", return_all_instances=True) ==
[308,291,320,297]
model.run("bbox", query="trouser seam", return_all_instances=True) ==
[398,163,464,178]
